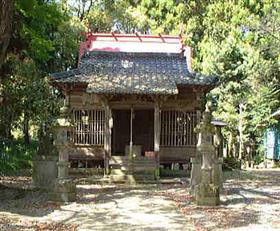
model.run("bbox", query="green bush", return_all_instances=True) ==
[253,153,265,165]
[223,157,241,171]
[0,139,38,175]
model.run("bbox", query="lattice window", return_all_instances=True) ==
[72,109,105,145]
[160,111,197,147]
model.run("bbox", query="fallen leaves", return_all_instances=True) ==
[32,222,78,231]
[0,217,78,231]
[159,170,280,230]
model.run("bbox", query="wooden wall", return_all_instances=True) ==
[159,147,196,164]
[68,146,104,160]
[67,86,204,163]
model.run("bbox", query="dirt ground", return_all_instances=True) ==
[0,169,280,231]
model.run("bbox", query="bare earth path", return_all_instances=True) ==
[1,169,280,230]
[39,184,194,230]
[0,180,193,231]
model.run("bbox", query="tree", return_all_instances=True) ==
[0,0,81,141]
[0,0,14,70]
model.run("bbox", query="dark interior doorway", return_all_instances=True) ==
[112,109,154,156]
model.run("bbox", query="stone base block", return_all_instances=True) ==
[212,158,223,189]
[49,179,76,202]
[201,168,212,184]
[32,155,58,189]
[49,192,77,202]
[195,183,220,206]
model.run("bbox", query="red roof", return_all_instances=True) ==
[79,33,187,59]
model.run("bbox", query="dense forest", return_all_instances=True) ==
[0,0,279,172]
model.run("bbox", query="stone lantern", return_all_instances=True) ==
[211,119,227,189]
[192,105,220,206]
[211,119,227,158]
[49,105,76,202]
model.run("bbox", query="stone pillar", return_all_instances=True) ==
[33,155,58,189]
[193,105,221,206]
[33,126,58,189]
[190,155,201,194]
[212,157,223,189]
[49,105,76,203]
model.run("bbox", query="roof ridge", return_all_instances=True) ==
[81,50,184,57]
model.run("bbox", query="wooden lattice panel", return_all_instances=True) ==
[160,111,197,147]
[72,109,105,145]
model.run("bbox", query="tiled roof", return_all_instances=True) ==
[51,51,218,94]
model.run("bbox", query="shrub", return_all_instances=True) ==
[0,138,38,175]
[222,157,241,171]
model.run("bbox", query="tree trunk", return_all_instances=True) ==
[23,113,30,145]
[238,104,244,160]
[228,133,233,158]
[0,0,14,70]
[0,122,12,139]
[0,0,14,106]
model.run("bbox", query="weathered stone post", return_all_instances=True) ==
[33,125,58,189]
[212,157,223,189]
[49,105,76,202]
[212,120,227,189]
[190,155,202,193]
[193,106,220,206]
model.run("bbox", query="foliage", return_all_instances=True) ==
[0,0,70,172]
[0,56,60,139]
[14,0,81,71]
[253,151,265,165]
[223,157,241,171]
[0,138,37,174]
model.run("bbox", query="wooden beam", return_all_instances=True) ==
[64,91,70,107]
[129,106,134,158]
[104,104,112,175]
[154,101,161,179]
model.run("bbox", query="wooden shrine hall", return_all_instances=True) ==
[50,33,217,181]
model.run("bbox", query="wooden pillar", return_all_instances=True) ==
[196,110,201,141]
[127,106,134,174]
[129,106,134,158]
[64,91,70,107]
[217,127,223,158]
[195,88,203,161]
[154,101,161,179]
[104,104,112,175]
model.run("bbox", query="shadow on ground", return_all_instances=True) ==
[1,170,280,231]
[50,184,193,230]
[0,184,58,217]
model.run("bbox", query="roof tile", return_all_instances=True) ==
[50,51,217,94]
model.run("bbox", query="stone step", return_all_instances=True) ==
[110,168,156,176]
[109,174,157,184]
[110,162,157,168]
[69,168,104,178]
[109,156,156,165]
[160,169,190,178]
[110,164,156,170]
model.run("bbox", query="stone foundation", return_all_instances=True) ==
[212,158,223,189]
[190,156,201,194]
[49,179,76,202]
[32,155,58,189]
[195,183,220,206]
